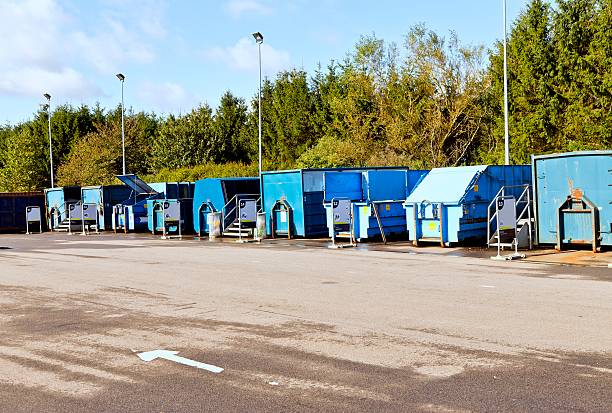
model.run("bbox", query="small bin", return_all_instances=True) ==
[207,212,222,240]
[255,212,266,241]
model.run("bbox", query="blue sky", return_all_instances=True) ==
[0,0,528,125]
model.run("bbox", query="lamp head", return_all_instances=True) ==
[43,93,51,101]
[116,73,125,81]
[252,32,263,44]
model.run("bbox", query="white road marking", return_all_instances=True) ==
[137,350,223,374]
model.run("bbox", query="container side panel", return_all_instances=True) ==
[406,170,430,195]
[534,152,611,245]
[324,172,363,202]
[364,170,408,201]
[262,171,305,236]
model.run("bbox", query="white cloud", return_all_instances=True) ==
[206,37,291,75]
[225,0,272,18]
[0,0,163,99]
[70,18,156,74]
[0,67,102,98]
[136,81,199,114]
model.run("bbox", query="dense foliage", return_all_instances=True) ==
[0,0,610,191]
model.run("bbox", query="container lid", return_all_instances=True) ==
[405,165,487,204]
[116,174,158,195]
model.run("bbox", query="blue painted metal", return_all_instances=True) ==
[143,182,194,234]
[0,192,46,232]
[404,165,531,245]
[147,198,194,234]
[112,178,193,232]
[192,177,259,234]
[81,185,133,230]
[262,167,426,238]
[44,186,81,227]
[532,150,611,248]
[323,169,428,240]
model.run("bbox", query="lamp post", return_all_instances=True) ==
[116,73,126,175]
[252,32,263,177]
[503,0,510,165]
[43,93,54,188]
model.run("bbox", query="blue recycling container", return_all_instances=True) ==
[147,198,194,235]
[81,185,134,231]
[532,150,611,250]
[44,186,81,229]
[262,167,427,238]
[323,169,429,241]
[192,177,260,235]
[111,175,193,233]
[404,165,531,246]
[0,191,46,232]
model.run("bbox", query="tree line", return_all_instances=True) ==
[0,0,610,192]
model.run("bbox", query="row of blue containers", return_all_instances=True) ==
[36,150,610,249]
[44,177,194,232]
[0,191,46,232]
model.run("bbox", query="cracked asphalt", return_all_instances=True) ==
[0,233,610,412]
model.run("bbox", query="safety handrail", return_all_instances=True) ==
[221,193,260,231]
[487,184,532,249]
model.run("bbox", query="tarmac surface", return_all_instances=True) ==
[0,233,610,412]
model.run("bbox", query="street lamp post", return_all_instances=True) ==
[116,73,126,175]
[43,93,54,188]
[252,32,263,177]
[503,0,510,165]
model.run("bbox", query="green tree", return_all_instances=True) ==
[211,91,249,163]
[151,105,215,170]
[0,127,49,191]
[56,112,156,186]
[553,0,612,150]
[487,0,557,163]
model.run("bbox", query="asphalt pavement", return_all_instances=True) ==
[0,233,610,412]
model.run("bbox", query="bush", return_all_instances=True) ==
[143,162,258,183]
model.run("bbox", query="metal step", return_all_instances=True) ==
[223,222,253,237]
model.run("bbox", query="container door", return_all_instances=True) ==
[274,205,290,235]
[418,203,441,239]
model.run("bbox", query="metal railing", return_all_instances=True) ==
[487,184,532,250]
[221,193,261,231]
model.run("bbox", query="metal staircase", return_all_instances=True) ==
[220,194,261,239]
[222,221,254,238]
[487,184,534,256]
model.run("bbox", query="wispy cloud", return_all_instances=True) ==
[0,67,101,98]
[0,0,164,99]
[224,0,272,18]
[206,37,291,75]
[136,81,200,114]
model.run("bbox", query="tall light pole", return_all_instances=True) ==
[43,93,54,188]
[503,0,510,165]
[252,32,263,177]
[116,73,126,175]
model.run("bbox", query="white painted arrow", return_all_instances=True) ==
[137,350,224,374]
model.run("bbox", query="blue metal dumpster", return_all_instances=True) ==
[323,169,428,241]
[81,185,134,231]
[262,168,409,238]
[44,186,81,230]
[147,198,194,236]
[146,181,194,236]
[111,175,193,233]
[404,165,531,246]
[192,177,260,235]
[0,192,46,232]
[532,150,611,251]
